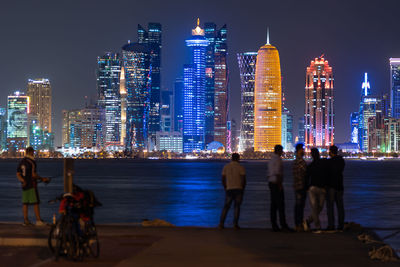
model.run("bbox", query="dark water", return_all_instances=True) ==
[0,159,399,251]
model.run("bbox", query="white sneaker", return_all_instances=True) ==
[35,220,47,226]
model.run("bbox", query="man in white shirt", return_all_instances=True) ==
[268,145,290,232]
[218,153,246,229]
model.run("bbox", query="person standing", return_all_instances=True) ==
[326,145,345,230]
[219,153,246,229]
[292,143,307,232]
[17,147,49,226]
[303,148,327,231]
[268,145,290,232]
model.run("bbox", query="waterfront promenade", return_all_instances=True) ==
[0,223,398,266]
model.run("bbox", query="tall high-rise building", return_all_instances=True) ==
[27,79,52,132]
[0,108,6,150]
[173,77,184,133]
[121,42,152,151]
[358,73,376,152]
[120,67,127,146]
[350,112,359,144]
[237,52,257,152]
[304,56,334,150]
[160,90,173,132]
[138,23,162,145]
[96,53,121,147]
[7,91,29,151]
[390,58,400,118]
[254,33,282,152]
[183,19,209,153]
[282,107,293,152]
[203,22,228,146]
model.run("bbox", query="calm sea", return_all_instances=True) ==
[0,159,399,252]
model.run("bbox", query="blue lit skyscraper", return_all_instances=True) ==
[7,91,29,151]
[174,77,184,133]
[122,42,152,151]
[138,23,162,146]
[350,112,359,144]
[0,108,6,150]
[183,19,209,153]
[96,53,121,147]
[390,58,400,118]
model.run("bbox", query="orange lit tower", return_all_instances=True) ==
[304,55,334,150]
[254,31,282,152]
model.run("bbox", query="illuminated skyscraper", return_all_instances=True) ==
[298,117,305,144]
[350,112,359,144]
[304,55,334,150]
[358,73,375,152]
[204,22,228,146]
[390,58,400,118]
[0,108,6,150]
[282,107,293,152]
[121,42,152,151]
[173,77,184,133]
[120,67,127,146]
[238,52,257,152]
[138,23,162,145]
[7,91,29,151]
[27,79,52,133]
[183,19,209,152]
[96,53,121,148]
[254,32,282,152]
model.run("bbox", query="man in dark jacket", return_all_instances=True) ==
[292,143,307,231]
[304,148,327,231]
[326,145,345,230]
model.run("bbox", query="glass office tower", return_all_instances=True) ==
[304,56,334,150]
[183,19,209,153]
[138,23,162,146]
[237,52,257,152]
[350,112,359,144]
[96,53,121,147]
[390,58,400,118]
[122,42,152,151]
[27,78,52,133]
[174,77,184,133]
[204,22,228,146]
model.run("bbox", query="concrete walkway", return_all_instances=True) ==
[0,223,397,266]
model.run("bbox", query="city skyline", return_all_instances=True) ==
[1,0,400,147]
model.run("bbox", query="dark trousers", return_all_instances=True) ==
[269,182,288,228]
[219,189,244,226]
[294,189,307,227]
[326,188,345,229]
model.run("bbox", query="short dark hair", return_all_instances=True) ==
[274,145,283,154]
[295,143,304,152]
[232,153,240,161]
[311,148,320,160]
[26,147,34,154]
[329,145,338,155]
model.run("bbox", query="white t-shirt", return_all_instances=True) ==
[222,161,246,190]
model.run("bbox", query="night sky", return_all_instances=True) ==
[1,0,399,146]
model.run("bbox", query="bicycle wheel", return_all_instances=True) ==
[87,224,100,258]
[48,218,63,254]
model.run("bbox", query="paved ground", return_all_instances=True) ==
[0,223,398,266]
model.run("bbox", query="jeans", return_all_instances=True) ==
[307,186,326,229]
[294,189,307,227]
[219,189,244,226]
[326,188,345,229]
[269,183,288,229]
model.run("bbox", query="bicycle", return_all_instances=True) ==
[48,187,101,261]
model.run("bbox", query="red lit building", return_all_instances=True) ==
[304,56,334,150]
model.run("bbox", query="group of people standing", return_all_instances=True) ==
[218,144,345,232]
